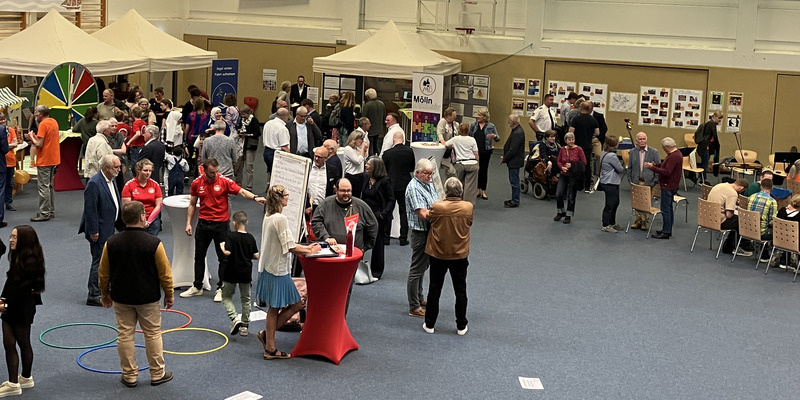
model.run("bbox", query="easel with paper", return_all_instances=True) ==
[270,151,311,241]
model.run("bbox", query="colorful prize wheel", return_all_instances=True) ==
[36,62,99,130]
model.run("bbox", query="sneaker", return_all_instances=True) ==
[179,287,203,298]
[0,381,21,397]
[612,224,623,231]
[240,326,249,336]
[735,249,754,257]
[408,308,425,318]
[230,318,243,336]
[422,323,434,334]
[213,289,222,302]
[17,376,33,389]
[457,325,469,336]
[601,225,618,233]
[150,371,173,386]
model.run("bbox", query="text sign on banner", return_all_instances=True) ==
[211,59,239,107]
[412,72,444,142]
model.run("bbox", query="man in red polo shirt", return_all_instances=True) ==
[28,105,60,222]
[181,158,266,302]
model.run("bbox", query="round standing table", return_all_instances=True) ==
[292,248,363,365]
[162,195,211,290]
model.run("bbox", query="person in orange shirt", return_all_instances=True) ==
[27,106,60,222]
[0,113,17,212]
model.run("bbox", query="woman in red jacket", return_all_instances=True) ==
[554,132,586,224]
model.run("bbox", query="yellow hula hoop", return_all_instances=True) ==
[161,327,229,355]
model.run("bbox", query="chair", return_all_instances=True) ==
[700,183,713,200]
[673,194,689,223]
[243,96,259,112]
[732,207,770,269]
[765,218,800,280]
[619,149,630,169]
[769,154,789,177]
[737,194,749,209]
[626,183,661,238]
[682,155,705,191]
[683,133,696,148]
[732,149,759,178]
[691,198,732,259]
[786,179,800,197]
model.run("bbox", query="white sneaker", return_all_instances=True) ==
[0,381,21,397]
[213,289,223,302]
[601,226,618,233]
[230,318,243,336]
[457,325,468,336]
[17,375,32,389]
[179,287,203,298]
[240,326,249,336]
[422,323,434,334]
[735,249,754,257]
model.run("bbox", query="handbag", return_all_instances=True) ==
[592,152,610,191]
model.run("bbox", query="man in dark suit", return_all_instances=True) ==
[79,155,122,306]
[501,114,525,208]
[137,125,165,183]
[323,139,343,179]
[289,75,307,114]
[288,106,323,159]
[301,99,321,128]
[591,102,609,182]
[382,131,415,245]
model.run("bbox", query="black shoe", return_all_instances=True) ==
[121,376,137,388]
[0,222,6,228]
[5,204,15,211]
[504,202,519,208]
[399,239,409,246]
[150,371,173,386]
[383,238,390,246]
[503,200,511,206]
[652,232,671,239]
[655,230,662,235]
[562,216,571,224]
[86,298,102,307]
[553,213,565,221]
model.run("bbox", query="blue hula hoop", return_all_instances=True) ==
[77,344,150,374]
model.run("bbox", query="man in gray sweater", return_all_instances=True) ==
[202,121,238,179]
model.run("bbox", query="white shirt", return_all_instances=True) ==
[295,121,309,154]
[165,110,183,145]
[530,105,556,133]
[381,123,404,156]
[446,135,479,164]
[263,118,290,150]
[104,172,120,218]
[307,163,327,206]
[259,212,296,275]
[355,127,370,147]
[343,146,365,175]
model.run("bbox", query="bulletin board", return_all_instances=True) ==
[544,61,708,143]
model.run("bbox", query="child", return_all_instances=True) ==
[164,146,189,196]
[219,211,259,336]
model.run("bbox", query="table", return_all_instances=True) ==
[54,132,84,191]
[410,142,446,169]
[162,195,211,290]
[293,247,362,364]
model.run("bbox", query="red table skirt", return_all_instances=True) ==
[54,137,84,191]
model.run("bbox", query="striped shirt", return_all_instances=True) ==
[748,191,777,235]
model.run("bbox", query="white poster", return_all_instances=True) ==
[639,87,671,127]
[526,99,540,117]
[609,92,637,113]
[512,78,526,96]
[728,92,743,112]
[306,87,319,106]
[726,113,741,133]
[412,72,444,142]
[261,69,277,91]
[512,98,525,115]
[548,81,577,117]
[709,91,724,111]
[450,102,465,116]
[527,79,541,97]
[669,89,703,129]
[579,82,608,114]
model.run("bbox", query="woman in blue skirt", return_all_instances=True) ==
[256,185,320,360]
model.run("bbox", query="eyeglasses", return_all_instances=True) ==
[419,171,433,176]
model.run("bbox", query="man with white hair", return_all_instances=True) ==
[288,106,323,159]
[137,125,165,183]
[628,132,660,230]
[85,120,127,179]
[645,137,682,239]
[405,158,438,317]
[501,114,525,208]
[202,121,239,179]
[262,107,291,180]
[362,88,385,155]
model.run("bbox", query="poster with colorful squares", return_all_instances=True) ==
[412,111,440,142]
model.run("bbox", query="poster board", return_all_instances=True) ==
[449,73,490,125]
[639,86,671,127]
[579,82,608,114]
[270,151,311,242]
[670,89,703,129]
[547,80,576,118]
[321,74,364,106]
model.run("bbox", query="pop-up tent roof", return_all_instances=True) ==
[92,9,217,72]
[0,9,148,76]
[313,20,461,79]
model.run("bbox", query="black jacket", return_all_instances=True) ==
[382,143,415,192]
[503,125,525,169]
[288,122,323,157]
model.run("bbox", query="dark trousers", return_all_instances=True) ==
[263,147,276,174]
[698,146,710,181]
[0,168,5,223]
[424,256,468,330]
[386,190,408,241]
[346,173,363,199]
[88,239,105,299]
[477,150,492,190]
[369,135,380,156]
[599,183,619,226]
[4,166,12,206]
[721,215,742,252]
[660,189,676,234]
[508,167,520,205]
[583,148,593,190]
[193,219,229,289]
[371,217,389,278]
[555,174,578,215]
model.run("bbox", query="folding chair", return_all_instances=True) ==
[626,183,661,238]
[700,183,713,200]
[737,194,749,209]
[691,198,732,259]
[765,218,800,280]
[682,155,704,191]
[732,207,770,269]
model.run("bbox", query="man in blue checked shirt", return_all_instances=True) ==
[405,158,438,318]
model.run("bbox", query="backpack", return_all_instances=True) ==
[693,123,707,146]
[328,103,342,128]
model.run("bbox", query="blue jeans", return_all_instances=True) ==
[129,147,142,173]
[147,216,161,236]
[508,167,520,205]
[556,174,578,215]
[660,188,676,234]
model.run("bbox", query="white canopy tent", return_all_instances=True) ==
[92,9,217,72]
[312,20,461,79]
[0,9,148,76]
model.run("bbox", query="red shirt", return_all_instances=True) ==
[117,122,131,139]
[130,119,146,147]
[121,178,162,216]
[190,174,241,222]
[651,149,682,191]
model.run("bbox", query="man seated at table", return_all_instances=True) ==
[708,178,751,255]
[747,178,778,262]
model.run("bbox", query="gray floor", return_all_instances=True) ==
[5,150,800,399]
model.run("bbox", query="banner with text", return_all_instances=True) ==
[411,72,444,142]
[211,59,238,108]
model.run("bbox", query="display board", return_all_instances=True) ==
[35,62,98,129]
[547,80,576,118]
[670,88,703,129]
[411,72,444,142]
[270,151,311,242]
[449,73,490,126]
[579,82,608,114]
[322,74,364,106]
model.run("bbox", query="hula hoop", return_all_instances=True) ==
[161,327,229,355]
[135,309,192,333]
[77,344,149,374]
[40,322,118,349]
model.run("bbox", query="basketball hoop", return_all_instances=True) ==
[455,27,474,47]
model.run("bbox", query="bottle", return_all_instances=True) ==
[346,229,353,257]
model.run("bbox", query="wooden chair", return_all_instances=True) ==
[626,183,661,238]
[691,198,732,259]
[765,218,800,280]
[732,149,759,178]
[683,133,696,148]
[733,207,770,269]
[776,195,792,211]
[700,183,713,200]
[786,179,800,196]
[737,194,749,209]
[619,149,630,169]
[682,155,705,191]
[673,193,689,223]
[769,154,789,177]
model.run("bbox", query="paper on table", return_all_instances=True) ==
[518,377,543,390]
[225,391,263,400]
